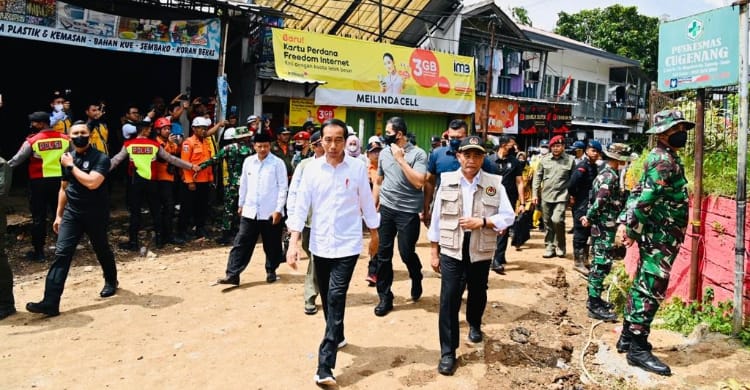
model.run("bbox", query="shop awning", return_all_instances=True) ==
[571,120,631,130]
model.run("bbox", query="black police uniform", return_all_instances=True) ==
[567,158,598,253]
[0,157,15,319]
[491,154,524,268]
[37,146,117,309]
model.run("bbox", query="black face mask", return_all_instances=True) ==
[294,143,304,151]
[507,147,517,155]
[71,135,90,148]
[667,131,688,148]
[383,133,397,146]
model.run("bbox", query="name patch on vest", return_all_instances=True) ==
[38,140,63,151]
[131,146,155,154]
[485,186,497,196]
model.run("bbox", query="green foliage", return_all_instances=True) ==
[603,261,632,315]
[554,5,659,79]
[510,6,532,27]
[655,287,750,347]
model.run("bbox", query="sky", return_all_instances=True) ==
[491,0,732,31]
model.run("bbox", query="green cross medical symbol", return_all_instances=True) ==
[687,19,703,40]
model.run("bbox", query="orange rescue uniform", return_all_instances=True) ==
[182,135,214,184]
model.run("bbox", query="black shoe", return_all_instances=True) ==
[468,326,483,343]
[217,275,240,286]
[627,334,671,376]
[437,355,457,376]
[26,301,60,317]
[100,280,119,298]
[118,241,139,252]
[411,278,423,302]
[314,367,337,386]
[374,299,393,317]
[25,250,45,262]
[194,228,209,239]
[491,263,506,274]
[0,307,17,320]
[266,271,278,283]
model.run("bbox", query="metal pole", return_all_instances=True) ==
[735,1,748,335]
[482,19,495,141]
[216,19,230,125]
[690,88,705,301]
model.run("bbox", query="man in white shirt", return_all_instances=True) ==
[216,132,288,285]
[427,135,516,376]
[286,118,380,387]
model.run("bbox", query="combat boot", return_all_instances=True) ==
[573,249,589,275]
[583,245,592,269]
[587,296,617,321]
[616,321,651,353]
[626,331,671,376]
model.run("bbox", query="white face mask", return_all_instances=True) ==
[540,147,549,155]
[54,104,64,112]
[346,144,359,153]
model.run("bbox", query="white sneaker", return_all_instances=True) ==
[314,373,337,386]
[337,339,347,349]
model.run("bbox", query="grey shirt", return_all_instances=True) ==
[378,142,427,213]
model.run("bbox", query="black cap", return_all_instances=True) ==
[253,132,273,143]
[367,141,383,153]
[430,135,441,144]
[28,111,50,123]
[310,130,322,144]
[458,135,485,153]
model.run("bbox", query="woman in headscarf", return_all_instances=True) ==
[345,134,369,165]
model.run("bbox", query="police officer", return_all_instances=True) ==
[198,126,255,245]
[616,109,693,376]
[490,135,525,274]
[26,123,119,317]
[8,111,71,262]
[427,136,515,375]
[109,121,197,250]
[580,143,632,321]
[0,155,15,320]
[567,140,601,274]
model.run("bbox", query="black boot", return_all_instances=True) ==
[587,296,617,321]
[573,249,589,275]
[617,321,652,353]
[582,245,591,269]
[626,331,671,376]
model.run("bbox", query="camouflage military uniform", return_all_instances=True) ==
[620,145,688,331]
[586,165,625,298]
[199,143,254,235]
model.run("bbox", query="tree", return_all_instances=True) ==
[554,5,659,80]
[510,6,532,27]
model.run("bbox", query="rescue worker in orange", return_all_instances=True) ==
[8,111,71,262]
[153,117,185,245]
[177,116,215,241]
[109,121,198,250]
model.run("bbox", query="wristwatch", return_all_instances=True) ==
[66,165,74,173]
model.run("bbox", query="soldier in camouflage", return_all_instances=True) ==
[616,109,692,376]
[580,143,632,322]
[198,126,255,245]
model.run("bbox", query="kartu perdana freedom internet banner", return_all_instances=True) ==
[272,28,476,114]
[0,1,220,59]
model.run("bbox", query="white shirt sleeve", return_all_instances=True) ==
[287,163,304,221]
[488,184,516,231]
[358,162,380,229]
[287,163,310,233]
[427,184,442,242]
[275,158,288,214]
[238,157,249,208]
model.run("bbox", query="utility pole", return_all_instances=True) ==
[482,17,496,141]
[734,0,748,335]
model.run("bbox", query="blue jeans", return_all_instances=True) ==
[375,205,423,301]
[315,254,358,371]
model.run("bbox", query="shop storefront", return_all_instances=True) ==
[260,27,476,146]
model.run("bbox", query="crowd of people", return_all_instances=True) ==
[0,95,693,384]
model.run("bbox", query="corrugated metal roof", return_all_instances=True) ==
[252,0,460,45]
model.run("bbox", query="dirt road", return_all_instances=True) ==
[2,222,749,389]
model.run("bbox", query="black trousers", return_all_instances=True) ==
[178,182,210,233]
[0,204,13,310]
[314,254,358,371]
[439,233,491,358]
[42,208,117,305]
[492,195,517,266]
[572,201,590,251]
[29,177,61,252]
[127,175,160,243]
[156,180,175,240]
[224,216,282,277]
[375,205,422,301]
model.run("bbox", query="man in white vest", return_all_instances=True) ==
[427,135,516,376]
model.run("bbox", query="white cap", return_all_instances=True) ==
[192,116,212,127]
[367,135,381,144]
[246,114,258,123]
[223,127,236,140]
